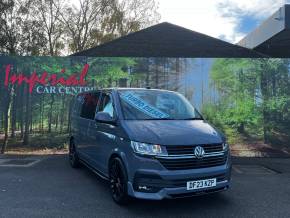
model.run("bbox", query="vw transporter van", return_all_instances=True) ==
[69,88,231,204]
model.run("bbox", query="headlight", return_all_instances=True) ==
[222,142,229,151]
[130,141,167,156]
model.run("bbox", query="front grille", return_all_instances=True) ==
[158,154,227,170]
[166,144,223,155]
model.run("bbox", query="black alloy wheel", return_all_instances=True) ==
[109,158,129,204]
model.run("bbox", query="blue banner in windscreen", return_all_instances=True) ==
[120,92,170,119]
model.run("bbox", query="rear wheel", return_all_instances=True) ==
[109,157,130,205]
[69,139,80,168]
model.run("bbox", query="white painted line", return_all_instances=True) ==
[0,158,44,168]
[261,166,277,174]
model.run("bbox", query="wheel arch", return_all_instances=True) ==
[108,151,129,176]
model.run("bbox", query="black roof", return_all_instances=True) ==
[71,22,265,58]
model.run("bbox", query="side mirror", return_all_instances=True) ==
[95,112,116,124]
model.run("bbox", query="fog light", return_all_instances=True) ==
[135,184,161,193]
[138,185,151,191]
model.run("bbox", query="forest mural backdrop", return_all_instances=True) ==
[0,57,289,156]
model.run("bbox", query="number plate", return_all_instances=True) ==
[186,178,217,190]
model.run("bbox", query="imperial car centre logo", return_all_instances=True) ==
[2,64,91,95]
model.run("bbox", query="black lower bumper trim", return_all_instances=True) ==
[168,186,228,199]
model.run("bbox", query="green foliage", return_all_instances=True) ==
[87,57,136,87]
[206,58,290,145]
[0,0,160,55]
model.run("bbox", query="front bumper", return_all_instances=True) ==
[127,162,232,200]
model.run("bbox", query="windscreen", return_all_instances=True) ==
[118,90,203,120]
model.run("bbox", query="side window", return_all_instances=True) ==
[98,93,114,118]
[80,92,101,120]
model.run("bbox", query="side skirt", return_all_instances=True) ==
[79,158,109,181]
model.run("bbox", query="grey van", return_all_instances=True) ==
[69,88,231,204]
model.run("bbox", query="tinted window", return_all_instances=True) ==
[98,93,114,118]
[80,92,100,120]
[118,90,203,120]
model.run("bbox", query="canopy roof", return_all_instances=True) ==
[72,22,264,58]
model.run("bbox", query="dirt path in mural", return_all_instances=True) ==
[231,141,290,157]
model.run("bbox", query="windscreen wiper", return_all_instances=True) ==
[182,118,204,120]
[144,118,177,120]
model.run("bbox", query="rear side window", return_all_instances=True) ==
[80,92,101,120]
[98,93,114,118]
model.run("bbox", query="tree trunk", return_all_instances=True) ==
[1,112,4,133]
[10,87,17,138]
[146,59,150,87]
[23,90,30,145]
[30,103,33,133]
[155,61,159,88]
[48,95,55,133]
[260,61,270,144]
[20,85,24,139]
[55,113,58,132]
[1,89,12,154]
[39,97,42,131]
[41,95,44,133]
[60,97,65,133]
[1,113,9,154]
[237,123,245,134]
[67,99,73,133]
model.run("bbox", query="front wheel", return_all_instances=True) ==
[109,157,130,205]
[69,139,80,168]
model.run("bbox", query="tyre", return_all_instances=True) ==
[69,139,80,168]
[109,157,130,205]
